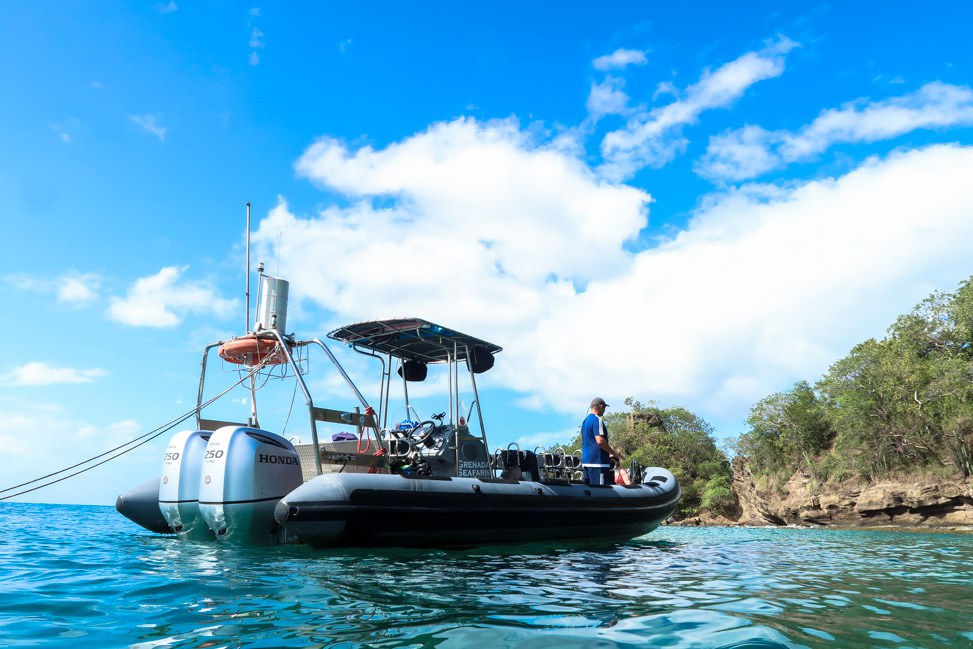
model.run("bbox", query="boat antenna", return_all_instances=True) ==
[245,201,251,334]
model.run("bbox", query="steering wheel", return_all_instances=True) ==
[408,420,438,446]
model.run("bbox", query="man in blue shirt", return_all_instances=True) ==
[581,397,624,485]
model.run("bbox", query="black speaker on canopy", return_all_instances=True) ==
[466,346,495,374]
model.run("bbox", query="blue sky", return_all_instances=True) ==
[3,2,973,505]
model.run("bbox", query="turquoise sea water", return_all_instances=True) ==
[1,503,972,648]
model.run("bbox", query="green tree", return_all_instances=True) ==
[700,474,736,516]
[609,399,732,518]
[738,381,833,478]
[557,398,733,518]
[735,275,973,484]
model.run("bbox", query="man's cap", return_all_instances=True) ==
[590,397,609,408]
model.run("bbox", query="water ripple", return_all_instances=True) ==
[2,503,972,648]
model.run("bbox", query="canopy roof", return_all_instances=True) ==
[327,318,502,364]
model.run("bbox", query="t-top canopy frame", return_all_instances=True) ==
[327,318,502,364]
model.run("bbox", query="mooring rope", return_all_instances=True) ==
[0,363,268,501]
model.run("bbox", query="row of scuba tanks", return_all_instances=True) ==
[493,445,653,484]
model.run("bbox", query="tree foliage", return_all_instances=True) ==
[737,381,833,478]
[736,276,973,482]
[561,398,734,518]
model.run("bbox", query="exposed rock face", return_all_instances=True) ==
[730,456,787,526]
[726,456,973,529]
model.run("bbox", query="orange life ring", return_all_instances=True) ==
[218,335,287,365]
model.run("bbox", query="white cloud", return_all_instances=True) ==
[76,419,141,441]
[57,273,100,305]
[0,397,153,505]
[593,48,648,71]
[0,433,30,457]
[783,81,973,158]
[108,266,238,327]
[249,27,265,49]
[291,117,649,292]
[653,81,678,101]
[129,114,167,141]
[0,402,72,457]
[558,143,973,423]
[338,38,352,53]
[49,118,81,143]
[278,115,973,431]
[586,77,632,121]
[3,271,101,306]
[698,81,973,181]
[600,36,798,180]
[2,362,108,386]
[248,13,264,65]
[515,428,580,450]
[695,125,780,181]
[156,1,178,14]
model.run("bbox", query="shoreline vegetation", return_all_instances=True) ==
[561,275,973,532]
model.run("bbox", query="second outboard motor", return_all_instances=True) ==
[159,430,213,540]
[198,426,302,545]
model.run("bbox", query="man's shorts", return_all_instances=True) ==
[583,466,612,485]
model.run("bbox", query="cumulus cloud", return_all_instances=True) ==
[695,125,780,181]
[129,114,167,141]
[593,48,648,71]
[587,76,633,121]
[2,271,101,306]
[599,36,798,180]
[597,144,973,422]
[2,362,108,386]
[698,81,973,181]
[289,118,648,302]
[271,111,973,428]
[108,266,237,327]
[57,273,100,305]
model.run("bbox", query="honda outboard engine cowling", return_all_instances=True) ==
[197,426,302,545]
[159,430,212,541]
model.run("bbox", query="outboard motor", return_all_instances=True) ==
[197,426,302,545]
[159,430,213,541]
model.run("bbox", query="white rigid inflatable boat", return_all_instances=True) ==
[116,272,681,548]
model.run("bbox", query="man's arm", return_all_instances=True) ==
[594,434,622,460]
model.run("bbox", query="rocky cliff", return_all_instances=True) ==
[710,457,973,529]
